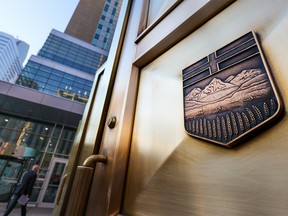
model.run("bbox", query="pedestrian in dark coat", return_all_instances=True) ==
[3,165,40,216]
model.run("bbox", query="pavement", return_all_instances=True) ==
[0,203,53,216]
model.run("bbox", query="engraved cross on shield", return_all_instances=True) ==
[182,31,283,147]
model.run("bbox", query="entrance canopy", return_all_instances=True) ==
[0,81,85,127]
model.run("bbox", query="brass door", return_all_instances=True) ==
[65,0,288,215]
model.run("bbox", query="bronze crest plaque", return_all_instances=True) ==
[182,31,283,147]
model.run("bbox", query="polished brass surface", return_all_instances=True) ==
[136,0,183,42]
[57,0,132,212]
[65,166,94,216]
[107,116,117,129]
[137,0,149,35]
[65,155,107,216]
[54,66,106,215]
[83,154,107,167]
[124,0,288,215]
[85,0,137,214]
[56,174,68,205]
[60,0,288,215]
[134,0,236,67]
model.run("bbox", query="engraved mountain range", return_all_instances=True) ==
[185,69,272,118]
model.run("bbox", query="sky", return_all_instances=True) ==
[0,0,79,64]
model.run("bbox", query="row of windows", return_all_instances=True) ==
[44,35,101,58]
[22,61,93,85]
[41,42,99,62]
[101,15,115,25]
[0,114,76,141]
[37,51,104,74]
[0,128,74,154]
[17,62,93,101]
[39,34,107,72]
[104,4,119,15]
[92,0,122,51]
[17,74,92,100]
[39,49,99,68]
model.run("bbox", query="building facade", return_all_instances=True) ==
[91,0,123,52]
[0,79,84,206]
[17,29,106,103]
[0,112,76,204]
[0,0,123,209]
[65,0,106,43]
[0,32,29,83]
[57,0,288,215]
[17,1,123,103]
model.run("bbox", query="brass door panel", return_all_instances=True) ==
[123,0,288,215]
[61,0,288,215]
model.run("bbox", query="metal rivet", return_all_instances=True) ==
[107,116,117,128]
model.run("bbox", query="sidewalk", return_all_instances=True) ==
[0,203,53,216]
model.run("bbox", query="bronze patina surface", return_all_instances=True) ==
[183,31,283,147]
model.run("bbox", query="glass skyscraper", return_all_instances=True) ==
[16,0,122,104]
[17,29,107,103]
[0,32,29,83]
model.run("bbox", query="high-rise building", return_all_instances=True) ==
[0,32,29,83]
[65,0,106,43]
[17,29,107,103]
[17,0,122,103]
[91,0,122,52]
[65,0,122,53]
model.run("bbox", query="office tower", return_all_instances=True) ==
[0,32,29,83]
[91,0,122,52]
[65,0,106,43]
[66,0,122,53]
[17,29,107,103]
[17,0,122,103]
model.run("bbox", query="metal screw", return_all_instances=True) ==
[107,116,117,128]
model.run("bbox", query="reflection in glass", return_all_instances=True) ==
[0,128,21,145]
[56,140,73,155]
[43,162,66,203]
[24,134,49,152]
[52,126,62,138]
[42,153,53,169]
[30,188,41,202]
[47,138,58,153]
[25,122,53,136]
[0,113,77,205]
[0,160,24,202]
[147,0,177,26]
[0,115,25,130]
[35,169,47,188]
[60,128,76,140]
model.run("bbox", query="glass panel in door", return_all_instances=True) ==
[39,157,67,207]
[0,157,24,202]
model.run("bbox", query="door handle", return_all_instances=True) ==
[83,154,107,167]
[56,173,68,205]
[65,154,107,216]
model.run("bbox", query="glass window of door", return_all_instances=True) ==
[38,157,67,207]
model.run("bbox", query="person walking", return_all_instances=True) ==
[3,165,40,216]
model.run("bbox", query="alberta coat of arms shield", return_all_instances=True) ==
[182,31,283,147]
